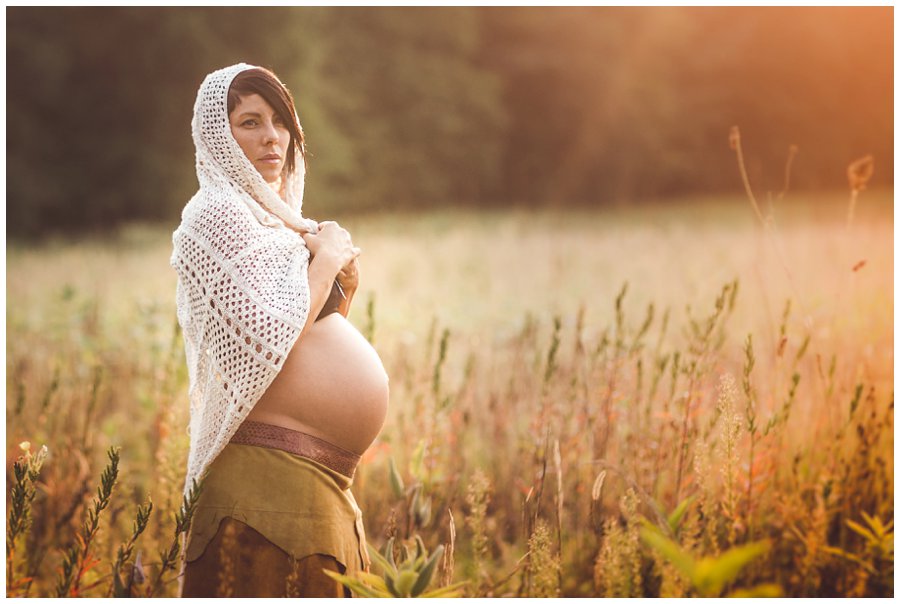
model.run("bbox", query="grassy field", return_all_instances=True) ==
[6,190,894,596]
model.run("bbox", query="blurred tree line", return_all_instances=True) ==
[6,6,892,239]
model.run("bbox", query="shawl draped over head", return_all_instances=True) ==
[170,63,319,495]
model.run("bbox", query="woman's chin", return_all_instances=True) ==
[254,165,282,185]
[262,174,281,185]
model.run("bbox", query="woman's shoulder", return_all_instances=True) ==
[178,191,307,259]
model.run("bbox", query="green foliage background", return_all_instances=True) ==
[6,6,892,239]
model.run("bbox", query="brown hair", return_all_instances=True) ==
[227,67,306,174]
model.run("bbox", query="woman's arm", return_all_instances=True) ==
[297,254,343,339]
[300,222,359,336]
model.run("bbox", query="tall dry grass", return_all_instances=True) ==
[6,185,893,596]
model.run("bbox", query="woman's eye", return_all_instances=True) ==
[241,119,257,127]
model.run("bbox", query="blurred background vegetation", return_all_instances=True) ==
[6,6,893,240]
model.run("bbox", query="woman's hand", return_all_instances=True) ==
[302,221,360,278]
[336,257,359,317]
[337,257,360,293]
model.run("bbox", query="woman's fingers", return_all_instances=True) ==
[337,255,360,291]
[342,255,360,274]
[302,226,358,270]
[301,231,317,250]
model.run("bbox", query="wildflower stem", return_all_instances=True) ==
[729,126,765,227]
[55,446,120,598]
[6,445,49,594]
[147,479,202,597]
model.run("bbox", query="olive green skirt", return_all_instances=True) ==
[180,442,370,597]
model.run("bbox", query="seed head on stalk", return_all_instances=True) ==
[846,154,874,230]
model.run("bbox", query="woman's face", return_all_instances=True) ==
[229,93,291,185]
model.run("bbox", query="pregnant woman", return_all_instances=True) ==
[170,63,389,597]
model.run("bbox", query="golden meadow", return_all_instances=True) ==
[6,189,893,596]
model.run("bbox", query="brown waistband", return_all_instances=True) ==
[230,420,361,479]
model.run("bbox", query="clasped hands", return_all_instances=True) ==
[301,220,360,293]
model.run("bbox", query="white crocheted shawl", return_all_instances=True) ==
[171,63,319,495]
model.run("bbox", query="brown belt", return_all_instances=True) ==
[230,420,361,479]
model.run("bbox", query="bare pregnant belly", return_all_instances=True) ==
[247,313,389,455]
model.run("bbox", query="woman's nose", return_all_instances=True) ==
[262,122,279,144]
